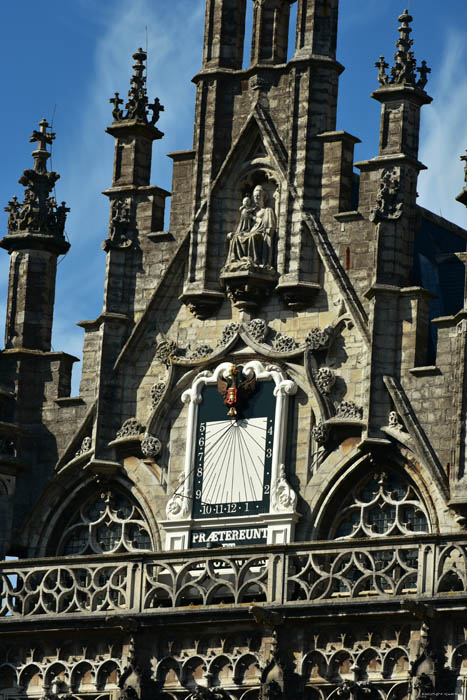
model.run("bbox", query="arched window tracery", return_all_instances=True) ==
[57,488,153,556]
[328,470,430,540]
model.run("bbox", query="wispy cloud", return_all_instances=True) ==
[418,30,467,228]
[49,0,204,392]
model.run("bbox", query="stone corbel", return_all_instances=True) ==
[179,289,225,320]
[221,267,277,312]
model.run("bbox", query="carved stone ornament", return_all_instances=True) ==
[166,473,190,520]
[116,418,145,439]
[313,367,336,395]
[272,333,297,353]
[304,326,333,351]
[187,343,213,361]
[335,400,363,420]
[369,168,403,223]
[220,184,278,311]
[4,119,69,242]
[388,410,404,431]
[150,381,166,408]
[109,47,164,130]
[117,635,143,700]
[374,10,430,89]
[271,465,297,513]
[185,297,224,321]
[141,435,162,458]
[226,279,273,312]
[102,198,133,250]
[155,339,178,366]
[312,421,330,446]
[247,318,268,342]
[218,322,240,346]
[223,185,277,274]
[75,436,92,457]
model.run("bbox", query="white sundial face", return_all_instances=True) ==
[191,377,276,519]
[201,417,268,504]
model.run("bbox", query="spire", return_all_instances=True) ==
[374,9,431,89]
[2,119,69,242]
[109,48,164,131]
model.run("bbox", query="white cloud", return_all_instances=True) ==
[50,0,204,394]
[418,30,467,229]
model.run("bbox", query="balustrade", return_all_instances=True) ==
[1,535,466,620]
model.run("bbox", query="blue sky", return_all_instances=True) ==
[0,0,466,394]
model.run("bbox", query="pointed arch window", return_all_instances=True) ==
[329,471,430,540]
[57,489,153,556]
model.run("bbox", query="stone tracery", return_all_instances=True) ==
[57,489,153,556]
[328,471,429,540]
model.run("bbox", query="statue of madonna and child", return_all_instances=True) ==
[223,184,277,274]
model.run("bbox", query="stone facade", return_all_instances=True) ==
[1,2,467,699]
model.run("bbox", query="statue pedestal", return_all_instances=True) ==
[220,267,277,311]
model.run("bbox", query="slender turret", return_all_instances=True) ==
[1,120,70,351]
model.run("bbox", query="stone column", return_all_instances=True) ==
[250,0,291,65]
[202,0,246,70]
[295,0,339,59]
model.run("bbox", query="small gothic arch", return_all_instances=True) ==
[207,654,234,687]
[315,455,432,541]
[383,648,410,679]
[19,664,43,695]
[450,643,467,674]
[302,651,328,683]
[181,655,207,688]
[233,653,260,686]
[0,664,18,691]
[155,657,181,689]
[44,662,69,693]
[70,661,95,693]
[328,650,354,681]
[46,483,154,557]
[437,545,467,593]
[25,466,161,557]
[355,648,383,679]
[96,660,120,691]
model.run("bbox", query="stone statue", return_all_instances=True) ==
[18,189,40,230]
[225,185,276,272]
[461,151,467,185]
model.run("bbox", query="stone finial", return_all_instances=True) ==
[456,151,467,207]
[461,151,467,186]
[375,9,430,90]
[109,48,164,128]
[4,119,69,238]
[375,56,389,86]
[29,118,55,173]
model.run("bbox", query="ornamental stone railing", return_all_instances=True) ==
[1,535,467,620]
